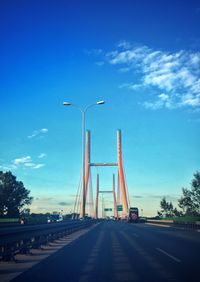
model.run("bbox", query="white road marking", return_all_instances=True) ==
[156,248,181,263]
[121,231,175,281]
[111,232,139,281]
[80,230,105,279]
[146,223,170,228]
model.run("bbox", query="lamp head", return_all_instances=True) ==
[96,100,105,105]
[63,102,71,106]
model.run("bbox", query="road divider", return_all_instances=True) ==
[0,220,97,261]
[146,219,200,231]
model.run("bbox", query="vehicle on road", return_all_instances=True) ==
[127,207,139,223]
[47,214,63,223]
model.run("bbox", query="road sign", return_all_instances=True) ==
[117,205,123,211]
[104,208,112,211]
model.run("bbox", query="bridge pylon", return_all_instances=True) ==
[83,129,129,219]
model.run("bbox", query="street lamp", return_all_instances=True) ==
[63,100,105,218]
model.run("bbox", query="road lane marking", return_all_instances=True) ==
[115,271,139,281]
[156,248,181,263]
[121,231,175,281]
[80,230,105,280]
[146,223,170,228]
[111,232,139,281]
[113,262,133,271]
[113,257,130,263]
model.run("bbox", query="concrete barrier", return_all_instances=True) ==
[146,219,200,230]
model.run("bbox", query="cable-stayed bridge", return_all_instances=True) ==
[73,129,130,219]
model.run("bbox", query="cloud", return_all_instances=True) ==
[38,153,46,159]
[117,40,132,49]
[13,156,32,165]
[32,164,45,169]
[12,156,45,170]
[58,201,71,206]
[104,43,200,109]
[0,165,14,171]
[119,83,144,91]
[149,194,179,201]
[143,93,172,110]
[40,128,48,133]
[28,128,48,139]
[35,197,53,202]
[131,193,179,202]
[84,48,103,56]
[133,195,143,198]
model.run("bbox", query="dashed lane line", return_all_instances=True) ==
[79,230,105,281]
[111,232,139,281]
[121,231,176,282]
[156,248,181,263]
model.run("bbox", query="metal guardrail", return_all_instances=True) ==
[146,219,200,230]
[146,219,173,225]
[0,220,96,261]
[173,221,200,230]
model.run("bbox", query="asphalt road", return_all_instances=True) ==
[12,221,200,282]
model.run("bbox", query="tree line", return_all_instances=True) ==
[1,170,200,219]
[0,171,32,217]
[158,171,200,218]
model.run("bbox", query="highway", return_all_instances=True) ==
[11,221,200,282]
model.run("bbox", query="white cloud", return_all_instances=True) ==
[0,165,13,171]
[117,40,132,49]
[28,128,48,139]
[32,164,45,169]
[143,93,172,110]
[119,83,143,90]
[40,128,48,133]
[38,153,46,159]
[13,156,32,165]
[12,155,45,170]
[105,43,200,109]
[24,162,35,167]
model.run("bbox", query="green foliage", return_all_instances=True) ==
[0,218,19,223]
[173,216,200,223]
[0,171,33,217]
[158,197,181,218]
[25,213,50,223]
[158,171,200,218]
[178,171,200,216]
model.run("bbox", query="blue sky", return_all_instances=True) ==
[0,0,200,216]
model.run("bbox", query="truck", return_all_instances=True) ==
[128,207,139,223]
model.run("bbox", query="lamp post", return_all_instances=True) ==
[63,100,105,218]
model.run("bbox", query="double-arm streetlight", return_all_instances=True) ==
[63,100,105,218]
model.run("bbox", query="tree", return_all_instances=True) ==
[158,197,181,218]
[0,171,33,217]
[160,197,174,217]
[178,171,200,216]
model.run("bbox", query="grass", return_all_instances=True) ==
[0,218,19,223]
[161,216,200,222]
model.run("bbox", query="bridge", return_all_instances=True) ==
[73,129,129,219]
[1,131,200,282]
[1,220,200,282]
